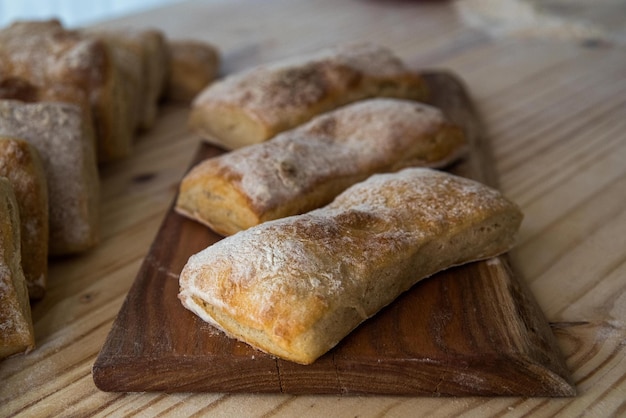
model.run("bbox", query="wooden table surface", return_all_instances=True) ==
[1,0,625,416]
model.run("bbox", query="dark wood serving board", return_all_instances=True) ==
[92,72,575,396]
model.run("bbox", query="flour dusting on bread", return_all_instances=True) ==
[179,168,522,364]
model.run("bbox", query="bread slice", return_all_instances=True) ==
[179,168,523,365]
[0,137,48,299]
[0,177,35,359]
[188,43,428,149]
[177,98,466,236]
[0,100,99,255]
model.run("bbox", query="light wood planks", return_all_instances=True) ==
[1,0,625,416]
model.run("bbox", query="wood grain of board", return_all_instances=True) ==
[92,72,575,396]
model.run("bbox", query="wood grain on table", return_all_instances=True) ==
[1,0,625,416]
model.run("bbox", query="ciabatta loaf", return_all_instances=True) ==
[0,19,134,162]
[85,28,168,131]
[179,168,523,365]
[165,39,220,102]
[0,137,48,299]
[188,43,428,149]
[0,100,99,255]
[176,98,466,236]
[0,177,35,359]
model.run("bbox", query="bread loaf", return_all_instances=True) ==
[179,168,523,364]
[176,98,466,236]
[0,19,134,162]
[165,39,220,102]
[0,177,35,359]
[86,28,168,131]
[0,137,48,299]
[188,43,428,149]
[81,30,143,138]
[0,100,99,255]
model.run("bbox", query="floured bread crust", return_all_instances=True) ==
[177,98,466,236]
[0,100,99,255]
[0,137,48,299]
[165,39,220,102]
[86,28,168,131]
[179,168,523,364]
[188,43,428,149]
[0,19,134,162]
[0,177,35,359]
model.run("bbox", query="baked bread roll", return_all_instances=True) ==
[188,43,428,149]
[0,19,134,162]
[165,39,220,102]
[176,98,466,236]
[0,137,48,299]
[81,30,143,138]
[0,100,99,255]
[0,177,35,359]
[179,168,523,365]
[85,28,168,131]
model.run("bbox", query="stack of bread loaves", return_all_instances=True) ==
[176,43,524,364]
[0,19,220,360]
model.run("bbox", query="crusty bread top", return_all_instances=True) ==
[179,168,523,363]
[0,100,99,254]
[165,39,220,102]
[182,98,465,221]
[192,43,426,129]
[0,20,108,92]
[84,27,169,130]
[183,168,520,302]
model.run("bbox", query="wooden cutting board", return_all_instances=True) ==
[92,72,575,396]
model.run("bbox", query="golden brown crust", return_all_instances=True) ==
[176,99,466,236]
[81,30,143,137]
[0,177,35,359]
[0,19,134,162]
[0,77,93,123]
[0,137,48,299]
[130,29,168,130]
[188,43,428,149]
[165,39,220,102]
[86,28,168,131]
[179,168,523,364]
[0,100,99,255]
